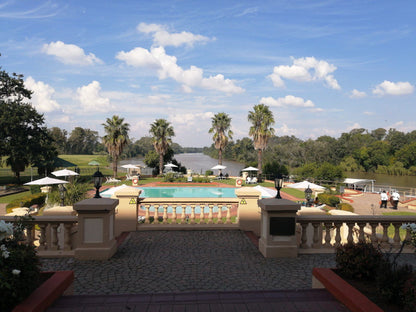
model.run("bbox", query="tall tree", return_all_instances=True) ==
[102,115,130,178]
[149,119,175,175]
[248,104,275,178]
[208,113,233,165]
[0,67,56,182]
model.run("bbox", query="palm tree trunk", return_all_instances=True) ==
[159,153,164,175]
[257,149,262,176]
[218,149,223,165]
[113,155,118,178]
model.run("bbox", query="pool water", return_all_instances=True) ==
[138,187,237,198]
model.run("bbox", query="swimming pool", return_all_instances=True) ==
[138,187,237,198]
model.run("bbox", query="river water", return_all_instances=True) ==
[120,153,245,176]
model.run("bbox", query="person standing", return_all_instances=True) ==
[391,190,400,209]
[380,190,388,208]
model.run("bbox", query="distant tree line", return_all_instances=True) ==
[204,127,416,178]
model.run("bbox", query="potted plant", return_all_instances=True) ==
[0,217,73,312]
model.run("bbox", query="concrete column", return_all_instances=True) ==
[74,198,118,260]
[258,198,300,258]
[235,187,261,236]
[113,188,142,236]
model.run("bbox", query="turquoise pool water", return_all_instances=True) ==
[138,187,237,198]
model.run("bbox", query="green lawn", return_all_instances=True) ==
[0,191,31,204]
[281,187,305,199]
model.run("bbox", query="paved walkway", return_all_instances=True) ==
[42,230,351,311]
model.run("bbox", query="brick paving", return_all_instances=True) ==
[41,230,353,311]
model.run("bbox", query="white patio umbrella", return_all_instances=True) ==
[24,177,69,186]
[242,166,259,171]
[164,163,178,172]
[211,164,226,170]
[287,180,325,190]
[254,185,277,198]
[121,164,140,169]
[52,168,79,177]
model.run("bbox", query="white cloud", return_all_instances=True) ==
[363,111,375,115]
[350,89,367,98]
[277,123,297,135]
[76,81,112,112]
[42,41,103,66]
[24,76,60,112]
[170,112,214,125]
[116,46,244,93]
[137,23,212,47]
[268,56,340,89]
[372,80,414,96]
[347,123,361,131]
[259,95,314,108]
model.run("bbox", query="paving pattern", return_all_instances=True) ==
[41,230,338,295]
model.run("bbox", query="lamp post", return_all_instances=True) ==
[59,184,66,206]
[274,177,283,199]
[304,185,312,207]
[93,169,104,198]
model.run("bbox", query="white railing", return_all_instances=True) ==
[137,198,239,229]
[0,215,78,257]
[297,215,416,254]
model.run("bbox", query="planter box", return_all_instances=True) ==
[312,268,382,312]
[13,271,74,312]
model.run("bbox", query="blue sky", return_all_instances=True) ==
[1,0,415,147]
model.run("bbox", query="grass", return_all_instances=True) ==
[59,155,109,167]
[378,211,416,239]
[0,191,31,204]
[281,187,305,199]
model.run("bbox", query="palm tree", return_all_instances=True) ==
[102,115,130,178]
[149,119,175,175]
[248,104,275,178]
[208,113,233,165]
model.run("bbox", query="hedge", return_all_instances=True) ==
[317,193,341,207]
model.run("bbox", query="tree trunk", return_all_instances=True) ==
[159,153,164,175]
[113,155,118,178]
[218,149,222,165]
[257,149,262,181]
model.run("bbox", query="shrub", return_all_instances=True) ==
[0,217,41,311]
[205,170,213,176]
[6,193,47,209]
[317,193,340,207]
[337,203,354,213]
[336,242,384,281]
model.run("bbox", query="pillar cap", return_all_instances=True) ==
[74,198,119,212]
[258,198,300,212]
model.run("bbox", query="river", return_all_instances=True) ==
[346,172,416,189]
[120,153,245,176]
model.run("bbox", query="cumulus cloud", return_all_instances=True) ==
[137,23,212,47]
[42,41,103,66]
[268,56,340,89]
[372,80,414,96]
[277,124,297,135]
[350,89,366,98]
[116,46,244,93]
[170,112,214,125]
[76,81,112,112]
[24,76,60,112]
[260,95,315,108]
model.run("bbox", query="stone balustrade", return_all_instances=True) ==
[0,215,78,257]
[137,198,239,230]
[297,215,416,254]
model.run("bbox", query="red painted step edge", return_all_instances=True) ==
[13,271,74,312]
[312,268,383,312]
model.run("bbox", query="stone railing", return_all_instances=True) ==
[297,215,416,254]
[0,215,78,257]
[137,198,240,230]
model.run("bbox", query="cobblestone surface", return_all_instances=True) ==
[41,230,416,296]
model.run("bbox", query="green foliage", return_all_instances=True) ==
[6,193,46,209]
[149,118,175,175]
[336,242,384,281]
[209,112,233,165]
[262,160,288,179]
[0,217,41,311]
[337,203,354,212]
[48,183,89,206]
[317,193,340,207]
[205,170,213,176]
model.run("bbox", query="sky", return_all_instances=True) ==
[1,0,416,147]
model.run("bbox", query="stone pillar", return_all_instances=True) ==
[113,188,142,237]
[235,187,261,236]
[74,198,118,260]
[258,198,300,258]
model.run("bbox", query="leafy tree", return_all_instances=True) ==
[102,115,130,178]
[263,160,289,179]
[0,67,56,182]
[370,128,387,141]
[48,127,68,154]
[314,162,344,181]
[231,137,256,164]
[396,142,416,169]
[385,128,408,151]
[149,119,175,175]
[68,127,100,154]
[248,104,275,178]
[208,113,233,165]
